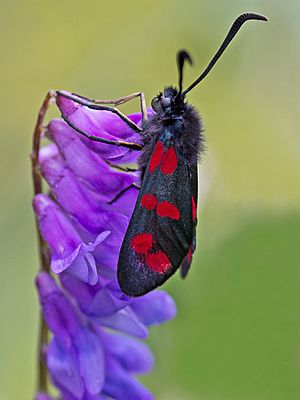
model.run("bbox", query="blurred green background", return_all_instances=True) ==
[1,0,299,399]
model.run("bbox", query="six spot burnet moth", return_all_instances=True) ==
[57,13,268,296]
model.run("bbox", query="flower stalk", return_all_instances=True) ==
[31,90,56,394]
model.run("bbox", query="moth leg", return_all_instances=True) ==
[107,161,139,173]
[108,183,140,205]
[61,114,143,151]
[57,91,143,133]
[70,91,148,125]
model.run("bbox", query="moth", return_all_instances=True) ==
[57,13,267,296]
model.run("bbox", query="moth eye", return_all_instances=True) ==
[161,97,171,108]
[151,97,161,112]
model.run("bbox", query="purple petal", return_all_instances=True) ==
[96,307,148,339]
[75,328,105,395]
[33,194,81,268]
[60,274,129,318]
[51,230,109,277]
[62,231,110,285]
[87,285,129,317]
[67,252,98,285]
[104,358,153,400]
[48,338,84,399]
[36,272,80,348]
[131,291,177,326]
[102,332,154,374]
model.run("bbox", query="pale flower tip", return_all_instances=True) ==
[56,90,81,118]
[35,272,57,298]
[38,143,59,164]
[32,193,52,216]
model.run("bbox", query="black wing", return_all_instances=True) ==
[118,140,198,296]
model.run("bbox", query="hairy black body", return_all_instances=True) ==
[117,86,203,296]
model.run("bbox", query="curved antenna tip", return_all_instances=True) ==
[177,49,193,66]
[239,12,269,22]
[183,12,269,95]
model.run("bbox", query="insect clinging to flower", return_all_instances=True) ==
[55,12,267,296]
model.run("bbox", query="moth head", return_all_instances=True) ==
[151,48,192,115]
[151,87,183,114]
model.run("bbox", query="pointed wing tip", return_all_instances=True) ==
[117,270,150,297]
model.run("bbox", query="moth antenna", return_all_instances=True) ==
[177,50,193,95]
[183,12,268,95]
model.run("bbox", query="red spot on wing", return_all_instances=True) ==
[141,194,157,210]
[131,233,153,255]
[157,201,180,220]
[146,251,171,273]
[187,246,193,262]
[160,146,178,174]
[192,196,197,221]
[149,141,164,173]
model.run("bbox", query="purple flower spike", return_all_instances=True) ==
[33,91,176,399]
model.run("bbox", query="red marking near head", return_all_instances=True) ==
[149,141,164,173]
[131,233,153,255]
[191,196,197,221]
[160,146,178,174]
[146,251,171,273]
[141,194,157,210]
[156,201,180,220]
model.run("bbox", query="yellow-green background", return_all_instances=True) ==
[1,1,299,399]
